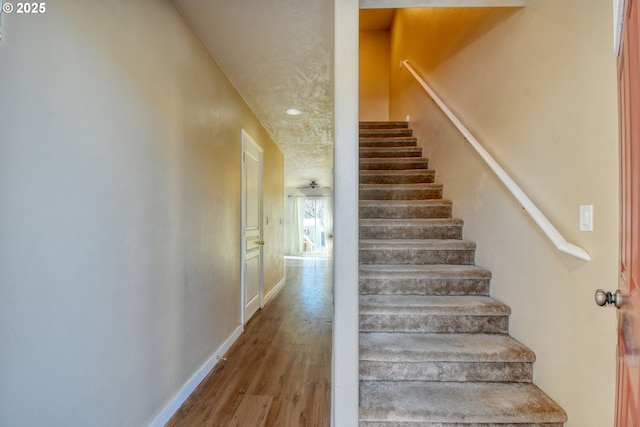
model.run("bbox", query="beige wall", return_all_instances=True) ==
[0,1,283,425]
[359,30,391,121]
[263,142,285,297]
[389,2,618,426]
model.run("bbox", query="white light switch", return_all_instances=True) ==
[580,205,593,232]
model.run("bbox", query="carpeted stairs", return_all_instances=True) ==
[358,121,567,427]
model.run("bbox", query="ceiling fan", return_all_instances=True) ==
[298,179,321,189]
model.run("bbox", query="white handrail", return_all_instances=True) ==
[401,60,591,262]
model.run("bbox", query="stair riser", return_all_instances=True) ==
[360,205,452,219]
[360,173,435,185]
[360,138,418,148]
[360,160,429,170]
[360,122,408,130]
[360,130,413,138]
[360,149,423,158]
[360,188,443,200]
[360,315,509,334]
[359,278,489,296]
[360,225,463,240]
[360,250,475,265]
[360,361,533,383]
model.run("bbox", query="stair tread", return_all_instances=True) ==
[360,218,463,226]
[360,135,415,139]
[360,157,430,171]
[359,136,417,142]
[360,133,413,139]
[360,183,442,189]
[360,169,434,175]
[360,219,464,240]
[360,121,409,128]
[360,333,535,363]
[359,200,454,219]
[360,157,428,162]
[360,149,423,159]
[359,265,491,296]
[360,129,412,133]
[359,295,511,316]
[359,239,476,250]
[360,199,452,206]
[360,146,422,152]
[360,170,436,185]
[359,264,491,279]
[360,381,567,424]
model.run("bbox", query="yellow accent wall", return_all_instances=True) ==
[359,30,391,121]
[0,1,284,424]
[389,2,618,426]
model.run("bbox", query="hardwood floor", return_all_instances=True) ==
[167,256,332,427]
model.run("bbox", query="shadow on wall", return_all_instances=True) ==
[393,7,522,73]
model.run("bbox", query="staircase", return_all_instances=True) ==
[358,122,567,427]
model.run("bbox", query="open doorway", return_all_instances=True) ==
[285,195,333,259]
[303,197,327,255]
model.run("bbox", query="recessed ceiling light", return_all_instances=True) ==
[285,108,302,116]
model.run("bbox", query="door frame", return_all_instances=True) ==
[240,129,264,326]
[615,0,640,424]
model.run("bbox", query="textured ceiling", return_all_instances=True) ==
[172,0,335,190]
[170,1,526,190]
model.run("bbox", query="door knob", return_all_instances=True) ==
[595,289,622,309]
[257,240,265,246]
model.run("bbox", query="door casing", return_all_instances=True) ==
[616,0,640,424]
[241,130,264,326]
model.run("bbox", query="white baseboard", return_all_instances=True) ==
[149,325,244,427]
[263,276,285,306]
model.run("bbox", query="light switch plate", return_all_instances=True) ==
[580,205,593,232]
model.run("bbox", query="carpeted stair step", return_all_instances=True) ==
[360,200,453,219]
[360,218,463,240]
[357,121,566,426]
[360,169,436,185]
[359,295,510,334]
[359,381,567,426]
[360,333,535,383]
[359,264,491,296]
[360,128,413,138]
[360,157,429,170]
[360,183,443,201]
[360,147,423,158]
[359,136,418,148]
[360,121,409,130]
[360,239,475,265]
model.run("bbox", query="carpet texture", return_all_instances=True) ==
[358,122,566,426]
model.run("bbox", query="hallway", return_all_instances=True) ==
[167,257,332,426]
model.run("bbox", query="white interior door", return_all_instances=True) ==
[242,130,264,324]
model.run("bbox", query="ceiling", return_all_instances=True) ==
[172,0,335,190]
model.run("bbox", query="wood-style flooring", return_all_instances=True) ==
[167,256,332,427]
